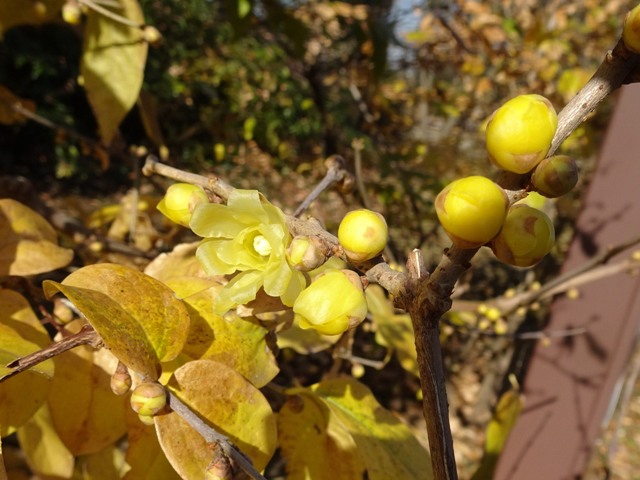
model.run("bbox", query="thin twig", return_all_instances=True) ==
[142,155,234,200]
[77,0,144,28]
[0,324,102,383]
[166,390,267,480]
[293,155,350,217]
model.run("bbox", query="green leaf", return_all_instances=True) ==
[155,359,277,477]
[0,199,73,276]
[17,404,75,478]
[46,325,128,455]
[43,263,190,380]
[471,387,524,480]
[367,285,418,378]
[0,289,54,437]
[81,0,148,144]
[165,277,279,388]
[280,378,433,480]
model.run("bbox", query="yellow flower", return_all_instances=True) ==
[294,270,368,336]
[190,189,306,314]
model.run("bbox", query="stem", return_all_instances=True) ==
[77,0,144,28]
[166,390,267,480]
[293,155,349,217]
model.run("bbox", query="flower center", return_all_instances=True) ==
[253,235,272,256]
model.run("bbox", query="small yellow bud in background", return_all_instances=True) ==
[491,205,555,267]
[110,362,132,396]
[142,25,162,45]
[435,176,509,248]
[137,414,155,426]
[62,1,82,25]
[486,94,558,174]
[485,307,502,322]
[157,183,208,227]
[293,269,368,336]
[623,4,640,53]
[338,209,388,262]
[214,143,226,162]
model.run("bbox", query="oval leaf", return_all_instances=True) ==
[46,330,128,456]
[155,359,277,477]
[0,289,54,437]
[165,277,279,388]
[123,411,180,480]
[81,0,148,144]
[0,199,73,276]
[16,404,75,478]
[281,378,433,480]
[43,263,190,380]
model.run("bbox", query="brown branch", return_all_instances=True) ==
[166,390,267,480]
[0,324,102,383]
[549,39,640,156]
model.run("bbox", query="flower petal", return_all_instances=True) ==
[196,240,237,275]
[214,270,263,315]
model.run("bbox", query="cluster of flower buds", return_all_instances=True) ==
[435,91,581,268]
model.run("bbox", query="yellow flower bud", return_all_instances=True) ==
[157,183,208,227]
[130,382,167,417]
[486,94,558,174]
[435,176,509,248]
[623,4,640,53]
[338,209,388,262]
[286,236,328,271]
[293,270,368,336]
[491,205,555,267]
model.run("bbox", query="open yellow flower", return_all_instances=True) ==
[190,189,306,314]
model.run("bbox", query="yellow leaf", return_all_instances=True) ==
[165,277,279,388]
[122,411,180,480]
[16,404,75,478]
[0,289,54,437]
[0,199,73,276]
[144,242,206,282]
[471,387,524,480]
[81,0,148,144]
[43,264,190,380]
[74,444,126,480]
[0,0,64,36]
[278,393,365,480]
[282,378,433,480]
[155,360,277,477]
[367,285,419,378]
[46,330,127,455]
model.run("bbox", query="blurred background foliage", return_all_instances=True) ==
[0,0,630,252]
[0,1,634,476]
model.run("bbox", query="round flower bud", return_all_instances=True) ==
[486,94,558,174]
[338,209,388,262]
[531,155,578,198]
[623,4,640,53]
[435,176,509,248]
[490,205,555,267]
[62,2,82,25]
[110,362,132,396]
[142,25,162,46]
[157,183,208,227]
[286,236,328,271]
[130,382,167,417]
[293,269,368,336]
